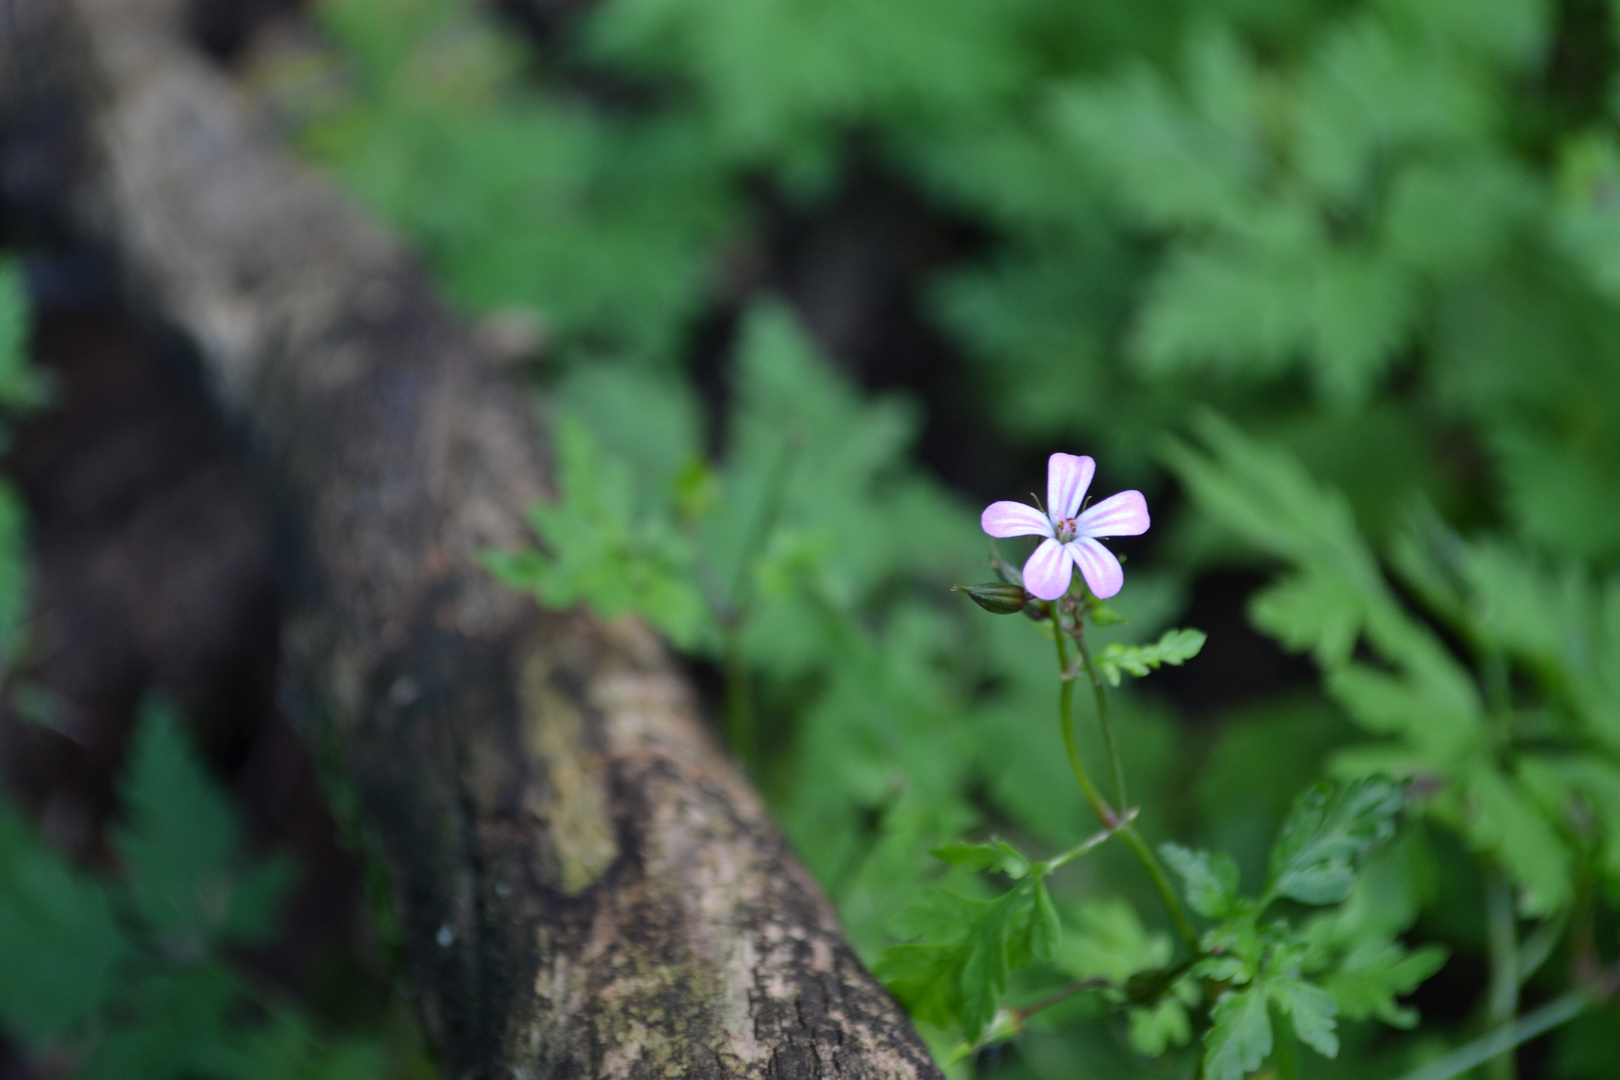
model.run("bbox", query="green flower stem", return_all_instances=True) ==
[1392,990,1592,1080]
[1014,978,1108,1023]
[943,979,1111,1065]
[1073,624,1127,809]
[1046,810,1138,871]
[1055,626,1118,828]
[1119,824,1200,954]
[1054,626,1200,953]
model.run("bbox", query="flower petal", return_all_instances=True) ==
[1023,538,1074,601]
[1069,538,1124,599]
[1075,490,1150,538]
[982,500,1055,539]
[1047,453,1095,521]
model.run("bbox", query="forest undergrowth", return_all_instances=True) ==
[4,0,1620,1076]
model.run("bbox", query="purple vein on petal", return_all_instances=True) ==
[1047,454,1095,522]
[1076,490,1149,538]
[982,500,1054,538]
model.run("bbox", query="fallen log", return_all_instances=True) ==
[0,1,942,1076]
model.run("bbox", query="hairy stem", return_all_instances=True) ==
[1119,824,1200,953]
[1054,626,1199,953]
[1016,979,1108,1023]
[1055,627,1117,828]
[1046,811,1138,871]
[1073,622,1127,809]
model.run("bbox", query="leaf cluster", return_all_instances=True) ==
[0,260,48,671]
[877,840,1061,1043]
[1093,628,1207,688]
[0,703,389,1080]
[1171,416,1620,918]
[1163,776,1443,1080]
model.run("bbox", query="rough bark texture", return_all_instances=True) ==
[0,2,944,1077]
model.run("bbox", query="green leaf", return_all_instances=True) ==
[0,804,130,1042]
[222,854,298,946]
[957,889,1021,1040]
[1265,777,1404,906]
[1203,984,1273,1080]
[1249,570,1364,669]
[1269,976,1339,1057]
[201,1008,387,1080]
[1093,627,1206,686]
[878,889,999,1038]
[1026,879,1061,965]
[116,701,243,942]
[1160,842,1241,918]
[1326,658,1482,761]
[1163,413,1385,602]
[78,964,243,1080]
[1452,762,1572,916]
[1129,995,1194,1056]
[491,417,716,650]
[0,484,32,672]
[931,838,1031,878]
[878,875,1055,1042]
[0,259,47,413]
[1323,939,1447,1028]
[1053,897,1172,985]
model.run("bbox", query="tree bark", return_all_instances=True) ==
[0,2,943,1077]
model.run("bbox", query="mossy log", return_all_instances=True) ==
[0,1,942,1076]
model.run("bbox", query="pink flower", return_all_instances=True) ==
[981,454,1149,601]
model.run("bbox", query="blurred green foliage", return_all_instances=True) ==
[258,0,1620,1074]
[0,702,415,1080]
[0,260,46,671]
[0,261,429,1079]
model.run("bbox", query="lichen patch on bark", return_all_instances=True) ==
[519,648,617,895]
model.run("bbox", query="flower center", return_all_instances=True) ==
[1055,516,1078,543]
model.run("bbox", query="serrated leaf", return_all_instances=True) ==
[0,259,47,413]
[492,417,716,650]
[222,854,298,946]
[958,889,1021,1040]
[1204,984,1273,1080]
[1129,995,1194,1056]
[1455,763,1572,916]
[1249,570,1363,668]
[1266,777,1404,906]
[1163,413,1384,592]
[1326,660,1482,760]
[874,940,963,1032]
[1054,897,1173,985]
[931,839,1030,878]
[1160,842,1241,917]
[0,804,130,1041]
[878,876,1055,1042]
[117,701,243,941]
[78,964,243,1080]
[1093,628,1207,687]
[1323,939,1447,1028]
[1269,976,1339,1057]
[0,484,31,672]
[1026,879,1060,964]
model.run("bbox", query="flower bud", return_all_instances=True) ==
[955,582,1032,615]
